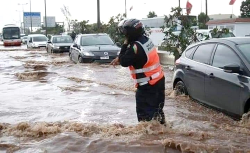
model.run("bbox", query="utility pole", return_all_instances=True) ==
[97,0,100,30]
[205,0,208,28]
[18,3,28,34]
[44,0,47,36]
[125,0,127,17]
[179,0,181,8]
[206,0,208,19]
[30,0,33,34]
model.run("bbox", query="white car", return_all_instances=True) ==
[27,34,48,48]
[196,29,235,41]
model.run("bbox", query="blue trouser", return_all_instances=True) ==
[135,87,166,124]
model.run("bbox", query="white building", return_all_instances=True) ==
[209,14,237,20]
[206,18,250,37]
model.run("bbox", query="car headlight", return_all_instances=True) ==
[117,51,121,56]
[54,46,60,49]
[82,51,95,56]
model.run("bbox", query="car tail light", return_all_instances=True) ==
[175,58,181,65]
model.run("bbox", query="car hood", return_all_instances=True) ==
[80,45,120,52]
[54,43,73,46]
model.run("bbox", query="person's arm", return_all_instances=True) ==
[119,43,137,67]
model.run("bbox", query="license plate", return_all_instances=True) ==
[100,56,109,59]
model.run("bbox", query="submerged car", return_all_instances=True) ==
[46,35,73,53]
[69,33,121,63]
[27,34,48,48]
[173,37,250,118]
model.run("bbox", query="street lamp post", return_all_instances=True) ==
[179,0,181,8]
[18,3,28,34]
[44,0,48,36]
[97,0,100,29]
[30,0,33,34]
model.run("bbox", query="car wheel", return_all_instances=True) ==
[78,56,83,63]
[174,80,188,96]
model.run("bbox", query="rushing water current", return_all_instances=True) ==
[0,50,249,153]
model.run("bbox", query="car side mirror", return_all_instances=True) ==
[223,64,241,74]
[115,42,121,47]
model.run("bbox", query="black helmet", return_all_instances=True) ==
[118,19,145,41]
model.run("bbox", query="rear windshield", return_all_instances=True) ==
[81,35,114,46]
[33,36,47,42]
[52,36,73,43]
[238,44,250,63]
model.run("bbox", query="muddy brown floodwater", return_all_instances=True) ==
[0,49,250,153]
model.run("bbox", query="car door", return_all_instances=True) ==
[185,43,215,102]
[205,44,246,114]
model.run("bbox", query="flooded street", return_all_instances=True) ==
[0,47,250,153]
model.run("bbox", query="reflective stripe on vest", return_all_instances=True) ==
[130,62,161,74]
[135,71,161,83]
[129,39,164,87]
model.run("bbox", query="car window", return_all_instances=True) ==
[52,36,73,43]
[33,36,47,42]
[185,47,196,59]
[238,44,250,63]
[213,45,241,69]
[219,32,235,38]
[81,35,114,46]
[192,44,215,64]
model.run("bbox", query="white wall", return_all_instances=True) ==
[208,23,250,37]
[235,23,250,37]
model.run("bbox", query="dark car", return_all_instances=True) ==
[46,35,73,53]
[69,33,121,63]
[172,37,250,118]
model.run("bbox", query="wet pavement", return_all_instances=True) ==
[0,46,250,153]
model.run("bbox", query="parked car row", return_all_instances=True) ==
[24,33,121,64]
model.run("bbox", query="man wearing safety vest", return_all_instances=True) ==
[110,19,166,125]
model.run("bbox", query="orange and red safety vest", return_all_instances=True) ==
[129,39,164,87]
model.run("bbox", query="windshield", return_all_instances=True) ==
[2,27,20,39]
[238,44,250,63]
[81,35,114,46]
[52,36,73,43]
[33,36,47,42]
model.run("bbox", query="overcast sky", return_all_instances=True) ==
[0,0,244,30]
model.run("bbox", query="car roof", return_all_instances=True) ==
[188,37,250,49]
[52,35,71,37]
[28,34,46,37]
[79,33,108,37]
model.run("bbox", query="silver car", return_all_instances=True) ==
[69,33,121,63]
[46,35,73,53]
